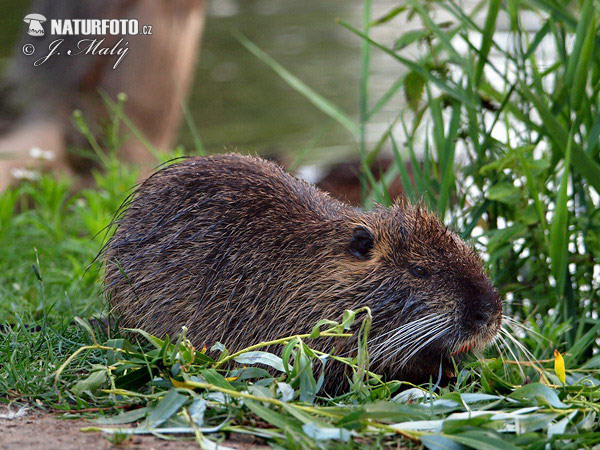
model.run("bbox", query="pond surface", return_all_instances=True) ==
[185,0,405,164]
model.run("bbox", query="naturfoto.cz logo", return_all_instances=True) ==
[21,14,153,69]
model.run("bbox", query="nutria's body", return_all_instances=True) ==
[105,154,501,389]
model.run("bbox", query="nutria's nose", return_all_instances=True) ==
[472,310,490,327]
[467,289,501,328]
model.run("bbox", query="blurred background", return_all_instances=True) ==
[0,0,410,181]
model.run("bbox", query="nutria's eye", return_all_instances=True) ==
[410,265,430,278]
[348,226,374,260]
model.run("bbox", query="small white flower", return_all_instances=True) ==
[0,406,29,420]
[10,167,41,181]
[29,147,55,161]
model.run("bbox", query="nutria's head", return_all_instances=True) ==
[343,202,502,383]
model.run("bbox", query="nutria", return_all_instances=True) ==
[104,153,502,390]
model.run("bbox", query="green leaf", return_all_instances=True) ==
[479,153,517,176]
[391,419,443,432]
[391,134,416,201]
[395,29,430,50]
[233,351,285,372]
[124,328,167,349]
[363,401,428,421]
[200,369,236,391]
[524,21,551,59]
[508,383,568,409]
[522,89,600,193]
[579,353,600,369]
[487,182,521,204]
[437,100,461,218]
[514,413,560,434]
[73,317,97,344]
[564,321,600,365]
[421,435,467,450]
[302,423,353,441]
[115,367,154,391]
[405,71,426,112]
[142,389,188,429]
[458,393,502,404]
[445,430,519,450]
[442,415,494,433]
[188,399,207,426]
[337,20,475,108]
[94,408,149,425]
[570,13,595,110]
[486,224,527,252]
[372,6,407,25]
[410,0,464,65]
[245,400,302,433]
[71,364,107,396]
[565,0,594,87]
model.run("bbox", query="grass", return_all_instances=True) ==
[1,0,599,448]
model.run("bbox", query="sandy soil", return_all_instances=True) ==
[0,408,265,450]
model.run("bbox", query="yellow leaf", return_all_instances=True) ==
[170,377,196,389]
[554,349,566,384]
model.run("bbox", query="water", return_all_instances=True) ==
[184,0,369,162]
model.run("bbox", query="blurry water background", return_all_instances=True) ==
[0,1,542,165]
[188,0,409,165]
[0,0,407,165]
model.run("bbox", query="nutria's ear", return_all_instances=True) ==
[348,226,374,260]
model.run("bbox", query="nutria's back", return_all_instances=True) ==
[105,153,502,388]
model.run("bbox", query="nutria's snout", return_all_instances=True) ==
[105,153,503,392]
[462,282,502,333]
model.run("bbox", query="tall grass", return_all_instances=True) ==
[350,0,600,356]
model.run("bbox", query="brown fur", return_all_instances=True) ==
[105,154,501,391]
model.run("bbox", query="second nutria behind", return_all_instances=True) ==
[105,154,502,389]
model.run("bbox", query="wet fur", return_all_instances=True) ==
[105,154,501,391]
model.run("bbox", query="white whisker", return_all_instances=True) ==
[497,332,525,378]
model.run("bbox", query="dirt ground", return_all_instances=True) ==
[0,408,265,450]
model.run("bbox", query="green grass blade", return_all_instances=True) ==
[234,32,359,137]
[390,134,416,202]
[475,0,501,86]
[528,0,577,29]
[371,6,407,25]
[368,74,406,120]
[359,0,373,202]
[516,146,549,237]
[549,129,572,296]
[437,101,461,218]
[410,0,466,66]
[524,21,551,59]
[565,0,594,87]
[564,321,600,366]
[570,14,596,111]
[180,99,205,155]
[337,20,476,108]
[522,88,600,192]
